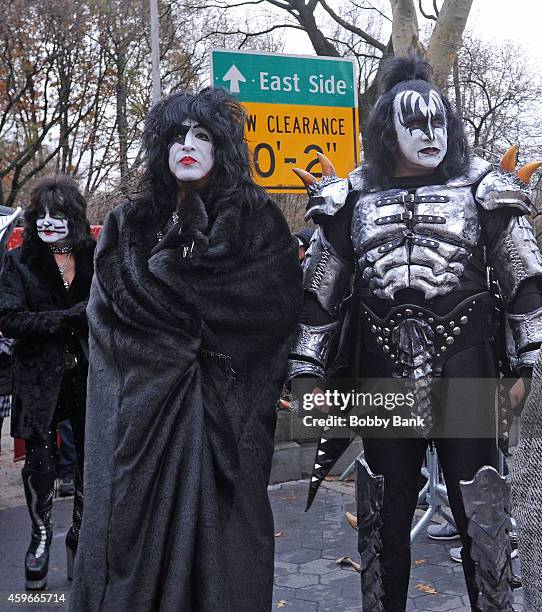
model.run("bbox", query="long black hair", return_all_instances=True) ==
[363,55,470,189]
[137,87,268,221]
[23,174,93,247]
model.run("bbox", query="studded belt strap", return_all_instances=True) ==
[375,193,450,207]
[375,212,446,225]
[359,292,499,376]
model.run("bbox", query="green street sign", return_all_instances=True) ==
[211,49,356,108]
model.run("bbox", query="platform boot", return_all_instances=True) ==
[65,467,83,580]
[22,468,55,590]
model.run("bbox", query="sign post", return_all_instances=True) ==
[211,49,359,194]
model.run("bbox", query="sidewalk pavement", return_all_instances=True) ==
[0,473,524,611]
[269,479,524,611]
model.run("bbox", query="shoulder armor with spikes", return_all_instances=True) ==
[293,152,358,222]
[476,146,542,215]
[304,176,350,222]
[303,166,368,222]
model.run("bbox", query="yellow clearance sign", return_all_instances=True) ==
[211,50,359,193]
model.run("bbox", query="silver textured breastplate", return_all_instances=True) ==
[351,184,481,299]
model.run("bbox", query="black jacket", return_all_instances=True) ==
[0,239,95,439]
[0,336,12,396]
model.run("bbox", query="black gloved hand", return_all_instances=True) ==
[151,191,209,257]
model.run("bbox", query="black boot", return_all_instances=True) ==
[22,468,55,590]
[65,467,83,580]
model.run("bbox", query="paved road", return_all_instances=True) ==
[0,477,524,611]
[269,480,524,611]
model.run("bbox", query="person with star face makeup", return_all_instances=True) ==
[168,120,215,185]
[69,87,302,611]
[0,175,95,591]
[393,88,448,173]
[287,55,542,610]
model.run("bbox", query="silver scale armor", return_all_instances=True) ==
[288,157,542,380]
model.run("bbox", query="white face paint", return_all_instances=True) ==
[168,119,214,183]
[36,207,70,244]
[393,89,448,171]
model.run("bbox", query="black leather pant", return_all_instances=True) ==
[362,436,498,611]
[23,388,85,536]
[24,409,84,480]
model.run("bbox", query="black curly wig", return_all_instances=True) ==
[23,174,93,247]
[137,86,268,222]
[363,55,470,189]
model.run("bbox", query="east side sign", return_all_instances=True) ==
[211,49,359,193]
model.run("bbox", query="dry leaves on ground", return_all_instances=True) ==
[415,583,437,594]
[336,556,361,573]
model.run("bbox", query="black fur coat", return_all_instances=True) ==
[0,239,95,439]
[71,193,303,612]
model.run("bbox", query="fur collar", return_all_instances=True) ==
[20,238,95,302]
[128,190,252,265]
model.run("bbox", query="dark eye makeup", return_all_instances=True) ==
[37,209,67,221]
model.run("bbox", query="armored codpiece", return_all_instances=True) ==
[477,150,542,371]
[356,459,385,612]
[460,466,514,612]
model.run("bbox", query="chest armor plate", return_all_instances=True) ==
[351,184,481,300]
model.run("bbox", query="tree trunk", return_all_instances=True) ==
[359,38,394,153]
[389,0,422,56]
[452,55,461,112]
[426,0,474,88]
[116,46,129,190]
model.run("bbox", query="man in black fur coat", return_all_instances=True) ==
[70,88,303,611]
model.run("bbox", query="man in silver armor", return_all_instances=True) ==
[288,56,542,611]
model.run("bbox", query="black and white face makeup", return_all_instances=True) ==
[36,207,70,244]
[168,119,214,183]
[393,89,448,171]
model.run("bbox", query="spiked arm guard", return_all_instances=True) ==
[304,177,350,221]
[287,227,354,381]
[477,171,542,370]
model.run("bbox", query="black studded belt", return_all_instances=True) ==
[359,292,499,376]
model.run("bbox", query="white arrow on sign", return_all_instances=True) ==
[222,64,246,93]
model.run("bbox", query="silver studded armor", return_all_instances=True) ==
[287,226,353,382]
[351,158,491,300]
[476,169,542,369]
[351,157,542,372]
[288,157,542,382]
[302,226,353,317]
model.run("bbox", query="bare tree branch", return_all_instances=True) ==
[426,0,473,87]
[389,0,423,55]
[319,0,387,52]
[418,0,437,20]
[351,1,392,22]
